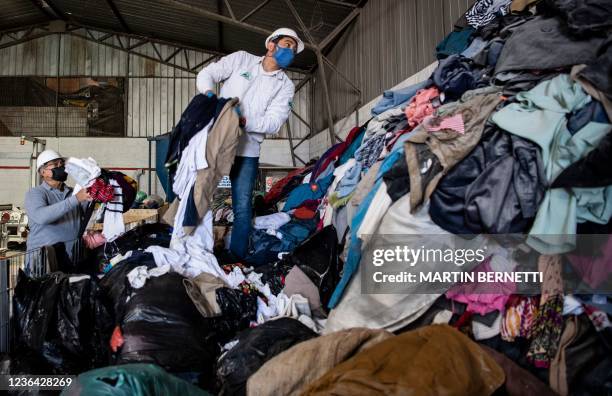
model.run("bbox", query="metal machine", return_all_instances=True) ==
[0,204,28,253]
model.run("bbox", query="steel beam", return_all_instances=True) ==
[284,0,339,145]
[127,39,147,50]
[105,0,131,32]
[223,0,236,20]
[318,7,360,51]
[322,54,360,94]
[43,0,67,20]
[0,30,54,50]
[156,0,317,51]
[151,42,163,61]
[164,47,182,62]
[294,74,311,93]
[239,0,272,22]
[29,0,55,20]
[285,121,297,167]
[291,109,311,130]
[190,55,218,71]
[65,31,196,74]
[319,0,358,8]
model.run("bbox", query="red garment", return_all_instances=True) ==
[110,326,124,352]
[311,126,364,180]
[264,165,312,205]
[296,199,320,210]
[405,87,440,128]
[88,178,114,203]
[294,207,317,220]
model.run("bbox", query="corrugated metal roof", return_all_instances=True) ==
[0,0,48,29]
[0,0,362,70]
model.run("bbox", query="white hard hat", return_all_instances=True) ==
[265,28,304,54]
[36,149,63,171]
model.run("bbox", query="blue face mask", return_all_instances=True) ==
[273,45,295,69]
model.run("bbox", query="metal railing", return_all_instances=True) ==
[0,238,84,354]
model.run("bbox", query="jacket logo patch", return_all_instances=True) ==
[240,72,251,80]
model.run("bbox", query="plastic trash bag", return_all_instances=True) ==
[211,287,258,344]
[12,270,113,374]
[216,318,317,396]
[99,251,156,321]
[61,363,211,396]
[117,273,218,374]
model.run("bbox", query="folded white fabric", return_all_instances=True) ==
[102,179,125,242]
[253,212,291,230]
[66,157,101,187]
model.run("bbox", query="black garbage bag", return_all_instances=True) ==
[83,223,172,272]
[112,223,173,252]
[117,273,218,374]
[256,261,294,296]
[277,225,342,310]
[216,318,317,396]
[210,287,258,344]
[62,363,211,396]
[12,270,113,374]
[98,251,157,321]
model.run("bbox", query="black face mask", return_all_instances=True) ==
[51,166,68,182]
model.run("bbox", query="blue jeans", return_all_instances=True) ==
[229,156,259,258]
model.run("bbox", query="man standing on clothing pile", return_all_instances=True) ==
[196,27,303,260]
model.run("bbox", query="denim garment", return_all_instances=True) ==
[230,155,259,258]
[371,80,431,116]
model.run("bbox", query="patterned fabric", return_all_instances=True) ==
[354,133,387,171]
[501,295,539,341]
[423,113,465,134]
[88,178,114,203]
[526,255,564,368]
[526,294,564,368]
[466,0,512,29]
[584,304,612,331]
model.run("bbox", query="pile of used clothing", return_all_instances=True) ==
[212,189,233,226]
[8,1,612,394]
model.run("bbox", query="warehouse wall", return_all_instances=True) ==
[0,28,310,207]
[0,29,312,140]
[312,0,473,132]
[0,135,308,208]
[309,61,437,158]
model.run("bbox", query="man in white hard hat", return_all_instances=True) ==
[24,149,91,269]
[196,27,303,260]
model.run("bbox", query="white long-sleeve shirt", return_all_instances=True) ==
[196,51,295,157]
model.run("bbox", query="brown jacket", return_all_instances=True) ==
[405,91,502,212]
[247,328,393,396]
[163,98,242,232]
[301,325,504,396]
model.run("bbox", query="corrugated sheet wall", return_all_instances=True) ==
[313,0,473,131]
[0,29,311,139]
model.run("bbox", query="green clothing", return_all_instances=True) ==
[329,191,354,209]
[492,74,612,254]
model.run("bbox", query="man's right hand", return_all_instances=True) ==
[76,188,92,202]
